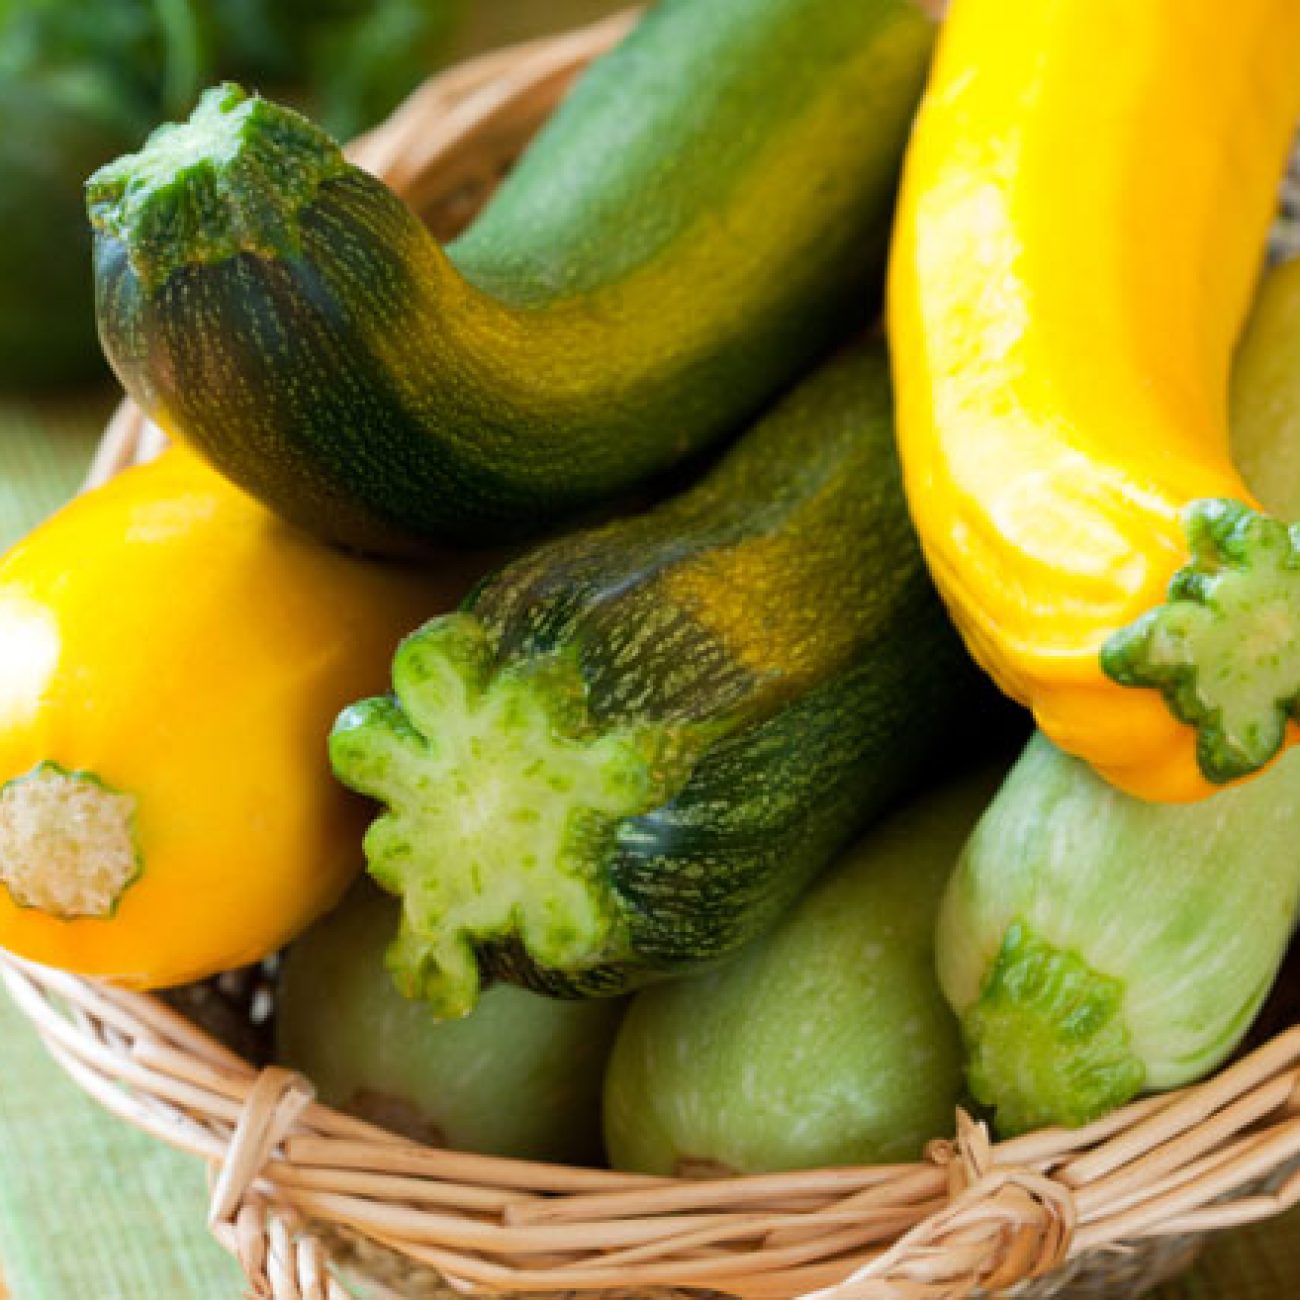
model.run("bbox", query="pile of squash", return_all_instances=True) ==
[3,0,1300,1173]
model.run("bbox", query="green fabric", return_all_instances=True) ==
[0,985,242,1298]
[0,389,113,551]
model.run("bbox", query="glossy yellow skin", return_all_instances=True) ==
[889,0,1300,801]
[0,449,474,986]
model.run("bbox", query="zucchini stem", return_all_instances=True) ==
[0,763,140,920]
[87,84,346,288]
[962,922,1145,1136]
[329,614,705,1018]
[1102,498,1300,782]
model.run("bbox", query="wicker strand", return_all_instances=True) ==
[14,11,1300,1300]
[206,1067,352,1300]
[802,1118,1076,1300]
[210,1068,316,1227]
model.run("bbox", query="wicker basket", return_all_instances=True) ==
[8,13,1300,1299]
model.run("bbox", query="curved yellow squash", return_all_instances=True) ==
[0,449,473,986]
[890,0,1300,802]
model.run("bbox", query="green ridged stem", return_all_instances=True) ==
[1101,498,1300,783]
[962,923,1144,1135]
[88,84,347,289]
[330,614,707,1018]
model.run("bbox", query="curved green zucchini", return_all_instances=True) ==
[89,0,937,553]
[603,770,996,1176]
[329,342,998,1017]
[277,883,624,1163]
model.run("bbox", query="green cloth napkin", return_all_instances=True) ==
[0,984,242,1298]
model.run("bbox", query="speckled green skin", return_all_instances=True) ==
[331,344,996,1009]
[91,0,936,553]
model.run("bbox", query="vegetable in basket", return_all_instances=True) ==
[90,0,938,554]
[0,449,478,987]
[937,256,1300,1136]
[604,769,1000,1175]
[278,882,624,1164]
[330,341,1006,1018]
[889,0,1300,801]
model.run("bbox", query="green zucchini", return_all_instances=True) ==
[88,0,937,553]
[939,735,1300,1136]
[937,256,1300,1136]
[603,771,998,1176]
[277,883,623,1163]
[329,341,999,1017]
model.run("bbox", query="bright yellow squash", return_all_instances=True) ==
[0,449,474,987]
[889,0,1300,802]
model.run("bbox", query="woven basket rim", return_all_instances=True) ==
[8,12,1300,1300]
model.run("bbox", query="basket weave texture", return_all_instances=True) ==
[10,13,1300,1299]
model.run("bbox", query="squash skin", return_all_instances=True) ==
[277,883,625,1165]
[329,344,1000,1016]
[889,0,1300,801]
[937,246,1300,1136]
[0,449,476,987]
[91,0,937,553]
[602,770,996,1176]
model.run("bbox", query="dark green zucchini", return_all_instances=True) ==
[88,0,937,553]
[329,342,1000,1017]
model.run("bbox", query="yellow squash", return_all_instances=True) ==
[0,449,475,987]
[889,0,1300,801]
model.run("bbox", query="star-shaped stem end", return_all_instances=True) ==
[964,922,1145,1135]
[330,613,706,1017]
[1101,499,1300,784]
